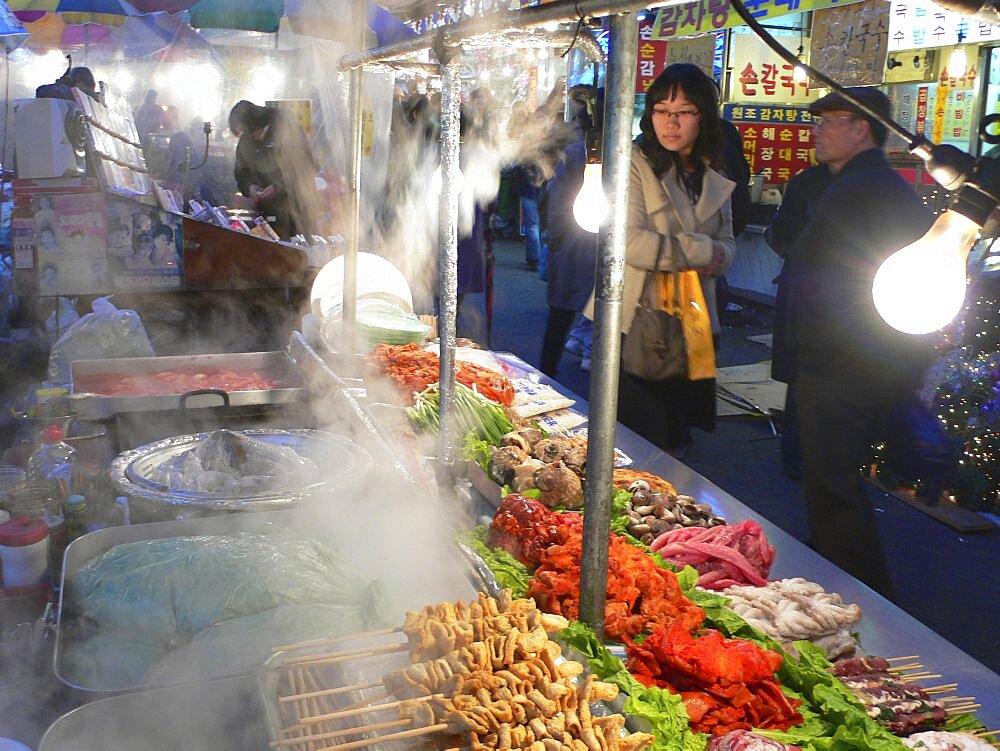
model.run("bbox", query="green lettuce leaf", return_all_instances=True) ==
[455,526,530,598]
[462,435,491,470]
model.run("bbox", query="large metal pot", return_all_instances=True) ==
[110,428,371,522]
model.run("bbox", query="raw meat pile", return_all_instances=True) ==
[720,578,862,660]
[650,520,775,590]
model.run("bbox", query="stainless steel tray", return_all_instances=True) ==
[39,675,268,751]
[109,428,371,520]
[54,509,482,698]
[69,351,305,420]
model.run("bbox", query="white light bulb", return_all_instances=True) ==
[525,49,536,63]
[480,69,491,82]
[793,64,808,83]
[538,47,549,60]
[573,163,607,234]
[431,164,465,196]
[872,210,977,334]
[948,46,967,78]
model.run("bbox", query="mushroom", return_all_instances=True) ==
[628,479,651,494]
[562,444,588,476]
[511,458,546,492]
[533,461,584,510]
[532,436,574,464]
[488,445,528,486]
[501,427,543,453]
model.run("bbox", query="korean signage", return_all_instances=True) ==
[652,0,864,40]
[810,0,890,86]
[636,20,669,93]
[889,0,1000,51]
[723,104,815,184]
[667,35,718,76]
[730,35,817,104]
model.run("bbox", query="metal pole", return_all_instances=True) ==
[182,144,191,207]
[436,47,462,473]
[578,10,637,636]
[344,2,367,350]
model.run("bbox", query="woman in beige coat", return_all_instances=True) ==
[616,63,735,452]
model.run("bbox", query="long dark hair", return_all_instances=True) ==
[638,64,723,199]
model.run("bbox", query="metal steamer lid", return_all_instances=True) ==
[110,429,370,511]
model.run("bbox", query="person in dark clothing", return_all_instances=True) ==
[229,100,320,240]
[36,65,100,103]
[720,119,752,237]
[787,87,935,597]
[765,163,834,478]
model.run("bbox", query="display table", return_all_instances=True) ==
[484,352,1000,729]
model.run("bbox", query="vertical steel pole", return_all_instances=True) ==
[344,2,367,349]
[437,50,462,472]
[578,11,638,636]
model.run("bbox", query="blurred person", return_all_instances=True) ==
[37,226,59,254]
[150,224,180,268]
[781,87,935,597]
[229,100,321,240]
[32,195,58,233]
[128,231,154,269]
[599,63,735,454]
[39,262,58,295]
[538,91,603,377]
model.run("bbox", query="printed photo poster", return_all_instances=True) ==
[106,196,183,291]
[723,104,815,184]
[30,192,109,297]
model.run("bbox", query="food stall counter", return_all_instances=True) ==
[490,352,1000,729]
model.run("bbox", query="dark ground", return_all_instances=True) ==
[475,236,1000,675]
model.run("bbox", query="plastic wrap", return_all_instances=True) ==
[48,296,154,385]
[62,533,392,690]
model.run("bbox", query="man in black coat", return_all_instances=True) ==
[783,88,935,597]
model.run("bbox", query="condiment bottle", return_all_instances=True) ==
[0,517,49,588]
[26,425,77,496]
[64,494,90,542]
[9,481,66,586]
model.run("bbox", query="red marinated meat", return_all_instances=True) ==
[832,656,892,676]
[649,520,775,590]
[81,368,288,397]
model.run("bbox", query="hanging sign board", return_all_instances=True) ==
[636,20,669,93]
[652,0,864,40]
[667,34,717,75]
[889,0,1000,51]
[810,0,890,86]
[730,35,817,104]
[723,103,815,184]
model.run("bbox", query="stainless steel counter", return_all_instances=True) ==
[494,352,1000,729]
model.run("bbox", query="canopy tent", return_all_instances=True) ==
[8,0,131,26]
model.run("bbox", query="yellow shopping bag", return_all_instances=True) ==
[657,270,716,380]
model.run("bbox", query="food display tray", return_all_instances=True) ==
[69,350,305,420]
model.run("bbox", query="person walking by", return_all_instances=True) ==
[783,87,935,596]
[764,156,833,479]
[595,63,735,454]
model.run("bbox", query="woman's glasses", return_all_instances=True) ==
[651,107,701,123]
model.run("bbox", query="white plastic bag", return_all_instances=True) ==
[48,296,154,385]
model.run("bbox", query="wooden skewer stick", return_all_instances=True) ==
[335,692,391,713]
[948,703,982,713]
[885,655,920,662]
[291,693,444,729]
[323,722,449,751]
[280,678,384,703]
[923,683,960,694]
[900,673,942,683]
[889,662,924,673]
[939,696,976,703]
[273,626,402,654]
[973,729,1000,737]
[279,642,407,668]
[270,718,412,749]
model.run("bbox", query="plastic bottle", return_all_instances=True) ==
[0,517,49,587]
[26,425,77,495]
[64,494,90,542]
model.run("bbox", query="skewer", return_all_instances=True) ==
[290,693,444,729]
[923,683,959,694]
[270,718,413,749]
[939,696,975,703]
[948,703,982,714]
[335,692,391,713]
[899,673,941,683]
[888,662,924,673]
[273,626,402,654]
[973,730,1000,737]
[323,722,449,751]
[280,679,384,703]
[290,668,316,751]
[279,642,407,667]
[885,655,920,662]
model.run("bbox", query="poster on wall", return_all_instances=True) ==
[730,35,817,105]
[106,196,183,291]
[810,0,890,85]
[889,0,1000,51]
[652,0,866,40]
[28,192,109,297]
[723,103,815,184]
[636,20,669,94]
[667,34,717,75]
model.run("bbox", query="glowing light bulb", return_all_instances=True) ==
[948,46,967,78]
[502,65,513,78]
[793,64,808,83]
[525,49,536,63]
[872,210,977,334]
[431,164,466,196]
[573,163,607,234]
[480,69,491,82]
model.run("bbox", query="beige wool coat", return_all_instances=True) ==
[586,147,736,336]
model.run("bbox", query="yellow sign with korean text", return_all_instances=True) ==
[652,0,865,40]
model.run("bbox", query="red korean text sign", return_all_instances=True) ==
[724,104,815,184]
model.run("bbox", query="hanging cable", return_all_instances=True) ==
[561,1,587,58]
